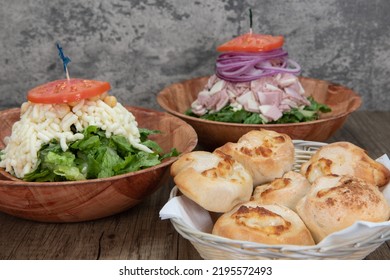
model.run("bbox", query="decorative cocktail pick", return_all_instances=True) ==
[249,8,253,34]
[56,42,71,80]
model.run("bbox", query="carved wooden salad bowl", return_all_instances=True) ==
[0,106,198,222]
[157,76,362,150]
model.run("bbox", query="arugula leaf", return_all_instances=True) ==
[305,96,332,113]
[142,140,163,154]
[139,128,161,142]
[83,154,100,179]
[110,135,136,156]
[78,135,101,150]
[243,113,263,124]
[97,147,123,178]
[160,148,180,161]
[23,169,52,182]
[114,152,161,175]
[186,97,331,124]
[193,106,254,123]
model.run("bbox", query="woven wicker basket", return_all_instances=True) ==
[168,141,390,260]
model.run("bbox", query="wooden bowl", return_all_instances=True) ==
[0,106,198,222]
[157,76,362,150]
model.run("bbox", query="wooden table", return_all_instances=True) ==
[0,111,389,260]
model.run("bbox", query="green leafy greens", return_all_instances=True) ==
[23,126,179,182]
[185,97,331,124]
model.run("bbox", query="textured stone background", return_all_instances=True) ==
[0,0,389,110]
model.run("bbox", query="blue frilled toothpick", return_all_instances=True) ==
[56,43,71,80]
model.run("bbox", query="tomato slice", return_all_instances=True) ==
[27,78,111,104]
[217,33,284,52]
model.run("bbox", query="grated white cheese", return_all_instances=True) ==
[0,98,152,179]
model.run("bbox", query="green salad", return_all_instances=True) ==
[186,97,331,124]
[24,126,179,182]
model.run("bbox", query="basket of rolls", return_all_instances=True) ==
[160,129,390,260]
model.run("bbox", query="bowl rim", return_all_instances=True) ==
[0,105,198,187]
[157,75,362,128]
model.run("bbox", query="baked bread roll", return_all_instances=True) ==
[252,171,311,212]
[171,150,253,213]
[171,151,220,177]
[296,175,390,243]
[212,201,315,245]
[215,129,294,185]
[301,141,390,187]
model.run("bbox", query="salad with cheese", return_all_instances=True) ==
[186,33,330,124]
[0,79,178,181]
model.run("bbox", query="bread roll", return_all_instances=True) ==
[216,129,294,185]
[252,171,311,212]
[212,201,315,245]
[171,151,220,177]
[172,150,253,213]
[301,141,390,187]
[296,175,390,243]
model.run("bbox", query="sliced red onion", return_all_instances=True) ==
[215,48,301,82]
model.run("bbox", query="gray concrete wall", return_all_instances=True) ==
[1,0,389,110]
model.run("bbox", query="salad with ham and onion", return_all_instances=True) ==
[187,33,330,124]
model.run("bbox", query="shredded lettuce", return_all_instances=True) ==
[23,126,179,182]
[186,97,331,124]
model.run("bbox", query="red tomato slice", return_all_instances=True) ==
[27,78,111,104]
[217,33,284,52]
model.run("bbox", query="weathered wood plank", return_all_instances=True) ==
[0,111,389,260]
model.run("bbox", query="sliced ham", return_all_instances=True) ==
[280,98,299,109]
[259,105,283,121]
[207,75,218,89]
[245,99,260,113]
[191,72,311,122]
[196,90,210,106]
[264,82,280,92]
[191,101,207,115]
[226,81,250,97]
[285,87,310,105]
[236,91,253,106]
[277,73,298,88]
[236,91,260,113]
[209,79,226,95]
[250,76,275,93]
[215,89,229,111]
[205,90,222,110]
[279,104,291,112]
[257,90,282,106]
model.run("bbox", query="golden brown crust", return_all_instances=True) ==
[300,141,390,187]
[296,175,390,243]
[215,129,295,185]
[170,151,220,177]
[252,171,311,211]
[212,202,315,245]
[172,151,253,213]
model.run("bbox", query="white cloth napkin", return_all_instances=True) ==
[159,154,390,246]
[160,195,213,233]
